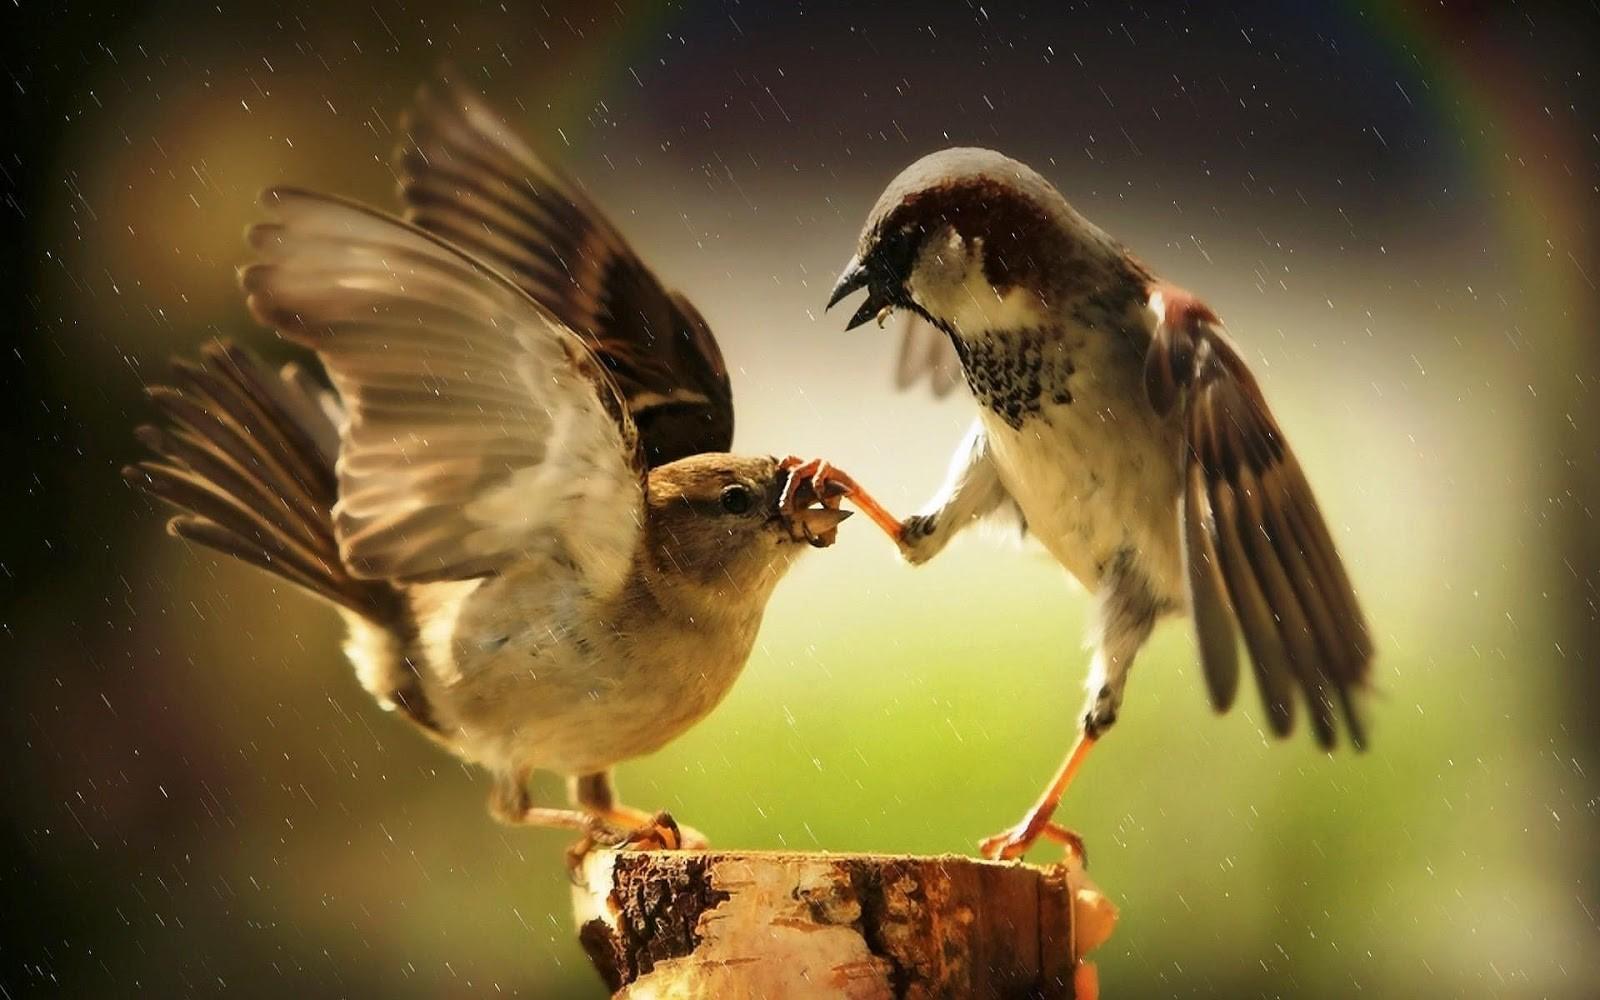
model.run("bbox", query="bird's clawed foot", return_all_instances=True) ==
[979,816,1088,865]
[563,810,709,869]
[776,455,853,547]
[490,776,708,870]
[589,802,709,852]
[981,733,1098,862]
[599,808,709,852]
[778,456,903,545]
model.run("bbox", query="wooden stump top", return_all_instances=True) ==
[573,850,1114,999]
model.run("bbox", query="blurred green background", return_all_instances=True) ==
[5,1,1598,996]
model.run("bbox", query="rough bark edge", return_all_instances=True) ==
[578,852,729,988]
[575,851,1093,998]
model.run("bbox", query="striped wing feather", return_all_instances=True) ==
[396,76,733,466]
[1148,289,1373,748]
[240,187,646,596]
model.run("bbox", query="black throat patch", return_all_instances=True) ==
[948,327,1076,429]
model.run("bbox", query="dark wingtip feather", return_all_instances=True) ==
[131,425,165,452]
[392,76,734,467]
[245,223,287,254]
[1338,686,1369,751]
[1185,465,1241,713]
[1308,691,1338,751]
[127,341,403,625]
[1193,351,1372,751]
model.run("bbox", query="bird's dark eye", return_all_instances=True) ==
[719,484,753,515]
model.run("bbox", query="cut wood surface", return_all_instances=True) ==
[573,850,1115,999]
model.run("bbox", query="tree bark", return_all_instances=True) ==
[573,850,1115,999]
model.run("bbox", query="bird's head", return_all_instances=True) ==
[642,453,851,602]
[827,147,1119,340]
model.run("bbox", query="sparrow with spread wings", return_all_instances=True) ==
[825,149,1374,860]
[125,79,863,851]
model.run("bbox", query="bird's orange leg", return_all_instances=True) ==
[979,732,1097,862]
[777,456,905,543]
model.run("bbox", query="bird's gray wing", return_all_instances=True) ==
[241,187,645,596]
[395,76,733,467]
[893,312,965,398]
[1145,288,1373,749]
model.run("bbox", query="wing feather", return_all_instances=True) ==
[1151,287,1372,747]
[241,187,645,594]
[1182,455,1240,712]
[396,75,733,465]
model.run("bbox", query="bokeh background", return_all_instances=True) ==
[5,1,1599,996]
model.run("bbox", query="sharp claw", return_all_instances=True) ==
[979,821,1037,861]
[1041,823,1089,867]
[574,811,693,858]
[565,819,625,871]
[629,811,683,851]
[778,458,820,514]
[810,462,855,504]
[977,831,1018,861]
[776,458,902,548]
[978,821,1085,864]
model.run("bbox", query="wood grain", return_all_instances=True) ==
[572,850,1114,999]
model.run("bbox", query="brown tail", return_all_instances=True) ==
[123,340,395,616]
[124,341,444,732]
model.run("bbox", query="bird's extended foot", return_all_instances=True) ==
[775,455,853,546]
[980,732,1099,862]
[778,456,904,545]
[563,810,709,869]
[568,812,677,865]
[979,814,1087,864]
[567,773,709,857]
[593,805,709,852]
[491,774,709,869]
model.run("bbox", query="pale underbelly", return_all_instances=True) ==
[982,403,1185,599]
[441,611,759,778]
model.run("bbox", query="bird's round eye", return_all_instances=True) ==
[719,484,753,515]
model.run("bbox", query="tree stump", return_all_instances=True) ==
[573,851,1116,999]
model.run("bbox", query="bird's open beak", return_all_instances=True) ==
[826,255,894,330]
[826,256,868,308]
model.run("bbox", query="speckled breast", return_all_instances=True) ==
[974,325,1185,597]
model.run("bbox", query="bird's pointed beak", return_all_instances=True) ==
[826,255,895,331]
[844,297,884,331]
[826,256,868,310]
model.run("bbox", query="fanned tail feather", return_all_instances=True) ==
[123,341,440,734]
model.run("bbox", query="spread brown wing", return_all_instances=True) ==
[241,188,647,595]
[893,313,965,398]
[395,76,733,467]
[1146,288,1373,749]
